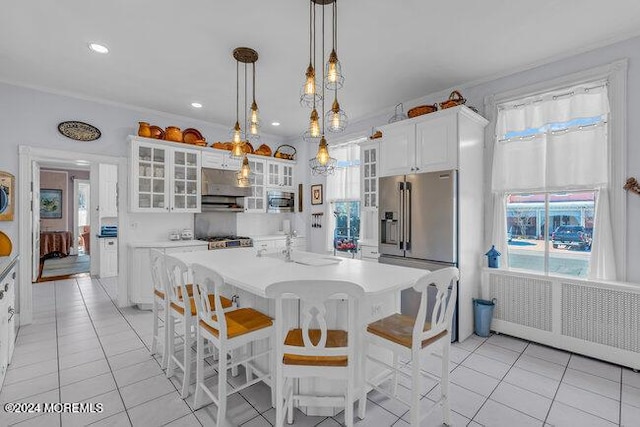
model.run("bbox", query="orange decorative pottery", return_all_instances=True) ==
[165,126,182,142]
[137,122,151,138]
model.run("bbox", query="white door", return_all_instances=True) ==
[379,124,415,177]
[99,164,118,218]
[31,162,40,282]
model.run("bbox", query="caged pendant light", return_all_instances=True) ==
[229,47,260,185]
[309,2,337,176]
[303,0,347,144]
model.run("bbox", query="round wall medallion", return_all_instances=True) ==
[57,121,101,141]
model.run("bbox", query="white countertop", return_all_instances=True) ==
[170,247,426,297]
[129,240,209,248]
[250,234,306,241]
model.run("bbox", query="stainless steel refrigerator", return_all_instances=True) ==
[378,170,458,341]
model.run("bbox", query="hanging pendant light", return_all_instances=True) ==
[300,1,322,108]
[230,47,258,163]
[229,60,244,150]
[325,93,348,132]
[248,62,260,141]
[324,1,344,90]
[309,1,337,176]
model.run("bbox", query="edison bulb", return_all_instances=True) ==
[316,142,330,166]
[304,65,316,96]
[232,122,242,144]
[231,142,244,157]
[240,157,251,178]
[250,101,259,124]
[330,111,341,130]
[250,122,259,135]
[309,109,320,138]
[327,60,338,84]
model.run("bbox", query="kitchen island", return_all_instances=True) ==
[170,247,428,416]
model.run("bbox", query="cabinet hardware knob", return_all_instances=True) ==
[4,284,7,292]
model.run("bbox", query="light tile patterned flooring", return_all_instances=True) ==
[2,276,639,426]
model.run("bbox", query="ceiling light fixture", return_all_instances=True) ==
[191,102,203,108]
[88,43,109,54]
[308,1,337,176]
[271,122,281,127]
[230,47,259,183]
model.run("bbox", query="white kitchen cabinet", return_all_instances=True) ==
[99,237,118,278]
[98,163,118,218]
[252,235,307,251]
[0,259,17,388]
[128,241,209,309]
[358,243,380,262]
[130,137,201,213]
[379,106,473,176]
[267,160,295,190]
[360,140,379,210]
[202,150,241,170]
[245,158,266,213]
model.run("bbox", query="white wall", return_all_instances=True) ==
[301,35,640,283]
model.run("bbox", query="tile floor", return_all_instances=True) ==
[2,276,639,426]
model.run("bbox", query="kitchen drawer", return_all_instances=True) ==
[101,238,118,252]
[253,240,276,250]
[360,245,380,260]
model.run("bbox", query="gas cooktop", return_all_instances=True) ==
[198,236,253,249]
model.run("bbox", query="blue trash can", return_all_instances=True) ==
[473,298,496,337]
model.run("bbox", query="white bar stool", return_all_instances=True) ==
[149,249,169,369]
[361,267,459,426]
[191,263,274,426]
[265,280,365,427]
[165,255,232,399]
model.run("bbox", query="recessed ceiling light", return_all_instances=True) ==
[88,43,109,54]
[191,102,203,108]
[271,122,281,126]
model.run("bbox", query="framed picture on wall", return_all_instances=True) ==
[311,184,323,205]
[0,171,15,221]
[40,189,63,219]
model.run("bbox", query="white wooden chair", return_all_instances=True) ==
[191,263,274,425]
[164,255,232,398]
[265,280,365,427]
[149,249,169,369]
[361,267,459,426]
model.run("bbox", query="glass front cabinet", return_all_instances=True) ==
[130,137,201,213]
[245,158,266,213]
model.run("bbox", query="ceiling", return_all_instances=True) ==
[2,1,640,138]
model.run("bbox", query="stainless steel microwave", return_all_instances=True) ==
[267,190,295,213]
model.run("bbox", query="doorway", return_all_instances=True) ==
[19,146,129,325]
[36,168,91,281]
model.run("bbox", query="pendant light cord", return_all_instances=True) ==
[236,60,240,125]
[333,0,337,52]
[252,62,256,104]
[244,63,248,139]
[321,2,325,135]
[312,2,317,110]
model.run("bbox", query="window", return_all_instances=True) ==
[506,191,595,277]
[325,139,363,253]
[491,79,617,279]
[333,201,360,252]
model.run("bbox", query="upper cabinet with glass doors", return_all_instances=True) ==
[129,136,201,213]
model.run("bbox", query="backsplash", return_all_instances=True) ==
[237,213,293,236]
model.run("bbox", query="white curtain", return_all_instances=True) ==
[491,81,615,278]
[491,193,509,269]
[492,125,608,192]
[589,188,617,280]
[326,143,360,251]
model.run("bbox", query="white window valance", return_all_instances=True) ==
[326,142,361,201]
[496,82,609,138]
[492,82,610,193]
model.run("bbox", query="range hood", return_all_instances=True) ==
[201,168,250,212]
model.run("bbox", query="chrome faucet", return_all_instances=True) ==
[282,230,298,262]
